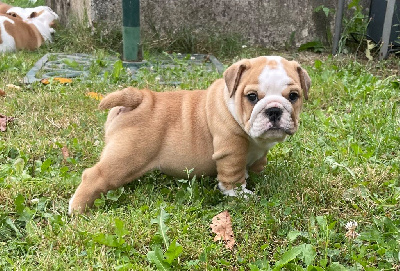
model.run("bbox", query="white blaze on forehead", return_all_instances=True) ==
[258,56,291,96]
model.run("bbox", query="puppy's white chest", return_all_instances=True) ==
[246,139,276,166]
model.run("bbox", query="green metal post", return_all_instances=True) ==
[380,0,396,60]
[122,0,141,61]
[332,0,345,55]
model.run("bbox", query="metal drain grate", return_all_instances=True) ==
[24,53,224,84]
[24,53,118,83]
[126,53,225,85]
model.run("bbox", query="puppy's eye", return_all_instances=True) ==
[288,92,299,103]
[29,12,37,18]
[247,93,258,103]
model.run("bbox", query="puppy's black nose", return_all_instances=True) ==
[265,107,282,122]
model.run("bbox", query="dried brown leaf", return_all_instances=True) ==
[40,79,50,85]
[0,89,5,97]
[86,92,104,100]
[0,114,15,132]
[210,210,235,250]
[41,77,73,85]
[62,146,70,160]
[54,77,73,84]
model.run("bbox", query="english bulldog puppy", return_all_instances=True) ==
[0,7,58,52]
[0,1,12,14]
[7,6,55,20]
[68,56,311,214]
[7,6,58,32]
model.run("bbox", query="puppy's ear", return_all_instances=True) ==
[29,12,38,18]
[297,66,311,100]
[224,59,250,98]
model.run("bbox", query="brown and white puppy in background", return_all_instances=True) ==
[0,1,12,14]
[68,56,311,214]
[0,6,58,52]
[7,6,58,30]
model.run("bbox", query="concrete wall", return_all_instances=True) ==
[46,0,91,26]
[46,0,370,49]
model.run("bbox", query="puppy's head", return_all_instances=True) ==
[224,56,311,141]
[7,6,58,27]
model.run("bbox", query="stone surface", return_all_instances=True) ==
[46,0,371,49]
[46,0,91,26]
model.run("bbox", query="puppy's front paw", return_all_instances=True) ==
[218,183,254,198]
[68,193,86,215]
[68,194,76,215]
[241,187,254,198]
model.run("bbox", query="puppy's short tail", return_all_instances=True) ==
[99,87,144,110]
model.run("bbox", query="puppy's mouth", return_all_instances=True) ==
[262,125,295,139]
[267,126,294,135]
[248,105,295,139]
[262,106,295,135]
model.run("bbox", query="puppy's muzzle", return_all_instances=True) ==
[265,107,283,123]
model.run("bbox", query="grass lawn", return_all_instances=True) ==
[1,1,400,270]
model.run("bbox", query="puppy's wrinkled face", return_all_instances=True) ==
[225,56,311,141]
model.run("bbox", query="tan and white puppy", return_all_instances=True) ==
[68,56,311,214]
[7,6,58,26]
[0,1,12,14]
[7,6,58,32]
[0,6,58,52]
